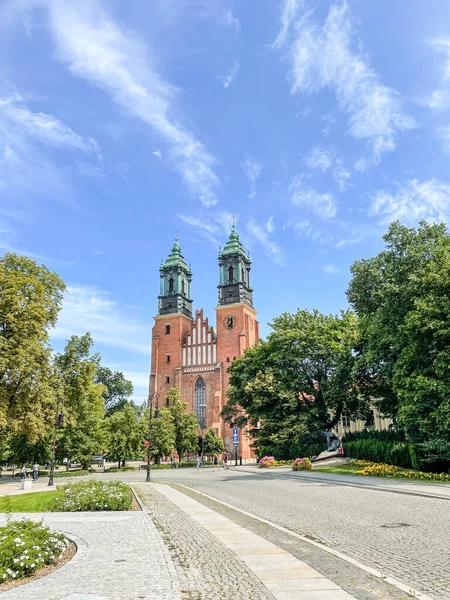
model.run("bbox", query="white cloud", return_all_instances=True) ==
[424,40,450,109]
[121,371,149,400]
[306,146,333,172]
[289,219,323,243]
[272,0,304,49]
[219,60,239,89]
[52,284,151,354]
[266,216,274,233]
[178,211,234,246]
[0,92,98,195]
[333,161,351,191]
[370,179,450,225]
[290,176,337,219]
[275,1,417,167]
[242,154,262,198]
[323,263,339,274]
[38,0,219,207]
[152,149,162,160]
[247,219,284,266]
[335,235,363,249]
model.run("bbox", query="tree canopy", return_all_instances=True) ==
[0,253,65,441]
[94,366,133,415]
[167,387,199,460]
[348,220,450,468]
[222,309,362,458]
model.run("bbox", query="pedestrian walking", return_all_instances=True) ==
[32,462,39,481]
[20,465,27,480]
[213,455,219,471]
[222,451,229,470]
[196,456,201,470]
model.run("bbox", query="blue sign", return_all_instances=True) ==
[232,428,238,435]
[232,434,239,442]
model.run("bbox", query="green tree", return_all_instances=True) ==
[54,334,105,469]
[203,428,224,457]
[167,387,199,461]
[348,220,450,469]
[0,253,65,442]
[103,403,143,467]
[222,309,362,458]
[146,407,175,463]
[94,366,133,415]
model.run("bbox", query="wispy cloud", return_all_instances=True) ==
[242,154,262,198]
[152,149,162,160]
[370,179,450,225]
[275,1,417,169]
[178,211,234,246]
[290,175,337,219]
[323,263,339,274]
[219,60,239,89]
[266,216,274,233]
[306,146,333,172]
[247,219,284,265]
[52,284,151,354]
[335,235,363,249]
[0,91,98,196]
[423,40,450,109]
[287,219,323,243]
[36,0,219,207]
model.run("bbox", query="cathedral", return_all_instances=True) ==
[149,225,259,460]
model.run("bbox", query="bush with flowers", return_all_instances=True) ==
[258,456,275,468]
[352,460,450,482]
[0,520,68,584]
[53,480,132,512]
[292,457,313,471]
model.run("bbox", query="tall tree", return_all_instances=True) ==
[167,387,199,461]
[0,253,65,442]
[146,406,175,463]
[54,334,105,469]
[94,366,133,415]
[203,428,224,457]
[348,220,450,468]
[222,309,362,458]
[103,403,143,467]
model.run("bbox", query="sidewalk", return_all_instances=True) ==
[0,510,180,600]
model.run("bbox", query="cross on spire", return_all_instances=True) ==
[231,216,236,228]
[175,230,179,241]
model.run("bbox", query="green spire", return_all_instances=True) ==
[160,238,191,273]
[220,225,249,259]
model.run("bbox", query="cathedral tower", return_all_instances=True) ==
[149,238,193,404]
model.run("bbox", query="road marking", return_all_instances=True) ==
[172,482,435,600]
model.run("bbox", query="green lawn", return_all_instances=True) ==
[0,490,62,512]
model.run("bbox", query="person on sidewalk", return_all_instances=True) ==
[196,456,201,470]
[20,465,27,480]
[222,451,229,470]
[32,463,39,481]
[213,456,219,471]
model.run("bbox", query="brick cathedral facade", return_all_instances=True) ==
[149,226,259,459]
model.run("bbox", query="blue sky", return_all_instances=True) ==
[1,0,450,403]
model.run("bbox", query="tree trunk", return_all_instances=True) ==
[118,460,120,469]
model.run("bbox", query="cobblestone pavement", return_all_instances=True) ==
[135,484,276,600]
[136,467,450,600]
[0,511,180,600]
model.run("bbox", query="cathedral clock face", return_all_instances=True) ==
[224,316,235,329]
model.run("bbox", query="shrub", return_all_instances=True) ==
[105,467,136,473]
[0,520,68,583]
[53,480,132,512]
[343,439,414,469]
[353,461,450,482]
[53,470,90,478]
[292,457,313,471]
[258,456,275,468]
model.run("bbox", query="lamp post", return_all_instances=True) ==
[146,393,159,482]
[48,402,64,487]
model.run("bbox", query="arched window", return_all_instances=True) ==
[228,266,234,283]
[195,378,206,429]
[169,278,174,293]
[241,267,245,282]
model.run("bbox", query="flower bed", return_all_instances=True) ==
[53,480,132,512]
[292,457,313,471]
[352,460,450,482]
[0,520,68,583]
[258,456,275,468]
[105,467,136,473]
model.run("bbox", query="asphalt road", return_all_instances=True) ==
[116,465,450,600]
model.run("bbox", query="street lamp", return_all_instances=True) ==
[146,393,159,482]
[48,403,64,487]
